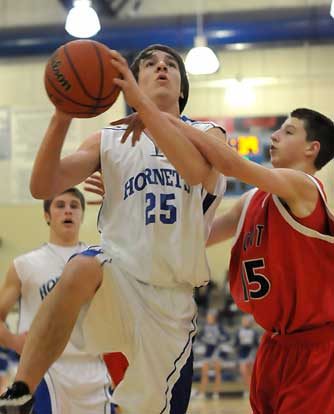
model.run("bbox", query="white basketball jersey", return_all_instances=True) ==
[14,242,90,357]
[98,116,226,288]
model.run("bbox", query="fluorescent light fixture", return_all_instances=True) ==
[65,0,101,38]
[224,79,256,108]
[185,35,220,75]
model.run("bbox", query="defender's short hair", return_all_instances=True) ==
[291,108,334,170]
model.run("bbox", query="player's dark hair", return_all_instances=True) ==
[130,44,189,113]
[291,108,334,170]
[43,188,86,215]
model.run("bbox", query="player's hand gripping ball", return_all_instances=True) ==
[44,40,120,118]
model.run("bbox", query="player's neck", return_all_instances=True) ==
[294,163,317,176]
[49,233,80,247]
[155,98,180,117]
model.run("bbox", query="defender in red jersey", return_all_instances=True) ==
[163,108,334,413]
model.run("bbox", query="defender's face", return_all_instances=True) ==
[137,50,182,108]
[270,117,308,168]
[45,192,83,239]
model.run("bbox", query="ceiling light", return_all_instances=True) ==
[331,0,334,18]
[185,35,220,75]
[185,0,220,75]
[65,0,101,38]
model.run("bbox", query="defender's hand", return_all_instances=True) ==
[110,113,145,146]
[84,173,105,205]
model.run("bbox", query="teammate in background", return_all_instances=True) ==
[168,107,333,414]
[0,44,226,414]
[194,309,229,400]
[0,188,113,413]
[234,315,259,398]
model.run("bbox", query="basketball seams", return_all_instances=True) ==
[63,42,118,102]
[45,77,114,109]
[64,43,99,101]
[91,42,104,116]
[93,42,104,101]
[45,39,120,118]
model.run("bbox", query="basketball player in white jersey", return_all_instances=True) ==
[0,188,113,413]
[0,45,226,414]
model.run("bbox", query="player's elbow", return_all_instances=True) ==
[30,187,46,200]
[30,181,53,200]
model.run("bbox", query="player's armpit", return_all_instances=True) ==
[261,168,320,218]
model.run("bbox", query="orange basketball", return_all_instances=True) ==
[44,40,120,118]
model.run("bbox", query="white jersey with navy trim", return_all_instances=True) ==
[15,242,87,357]
[14,243,113,414]
[98,116,226,288]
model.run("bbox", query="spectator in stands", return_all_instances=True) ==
[194,309,230,400]
[235,314,260,398]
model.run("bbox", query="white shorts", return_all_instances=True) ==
[33,354,113,414]
[71,249,198,414]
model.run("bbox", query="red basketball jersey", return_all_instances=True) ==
[229,176,334,334]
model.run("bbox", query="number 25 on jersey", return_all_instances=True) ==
[145,192,177,225]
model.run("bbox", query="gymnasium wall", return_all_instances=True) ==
[0,44,333,285]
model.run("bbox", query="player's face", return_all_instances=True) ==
[45,192,83,240]
[137,50,182,110]
[270,117,308,168]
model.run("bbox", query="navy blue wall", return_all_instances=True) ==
[0,6,334,57]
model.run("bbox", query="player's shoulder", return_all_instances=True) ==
[15,244,47,263]
[100,124,129,144]
[181,115,226,134]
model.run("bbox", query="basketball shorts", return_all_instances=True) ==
[250,324,334,414]
[0,351,8,375]
[33,354,113,414]
[70,247,198,414]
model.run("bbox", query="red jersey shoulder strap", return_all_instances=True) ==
[272,174,334,242]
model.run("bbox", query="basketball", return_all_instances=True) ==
[44,39,120,118]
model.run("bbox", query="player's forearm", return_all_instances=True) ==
[185,127,252,180]
[206,221,233,246]
[135,97,211,185]
[30,113,72,199]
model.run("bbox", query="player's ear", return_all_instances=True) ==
[44,211,51,226]
[305,140,320,158]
